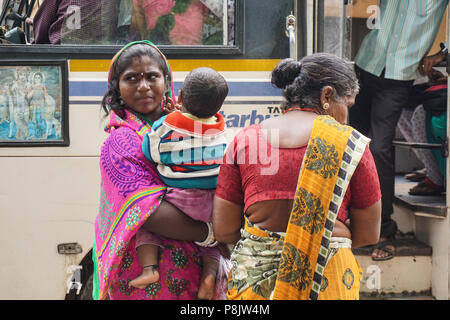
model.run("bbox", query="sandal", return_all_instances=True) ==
[408,178,444,196]
[404,169,427,182]
[371,240,395,261]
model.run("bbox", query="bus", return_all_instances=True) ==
[0,0,448,300]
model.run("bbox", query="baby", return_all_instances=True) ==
[130,67,229,300]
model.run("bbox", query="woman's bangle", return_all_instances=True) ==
[195,222,218,247]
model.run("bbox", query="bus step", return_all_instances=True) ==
[394,175,446,218]
[353,239,432,297]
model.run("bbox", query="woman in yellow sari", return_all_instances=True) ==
[212,53,382,300]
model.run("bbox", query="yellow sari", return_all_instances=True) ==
[227,115,370,300]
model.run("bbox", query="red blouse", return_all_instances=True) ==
[215,124,381,223]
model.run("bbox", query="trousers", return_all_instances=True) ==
[349,65,414,238]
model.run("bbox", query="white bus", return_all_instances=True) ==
[0,0,448,300]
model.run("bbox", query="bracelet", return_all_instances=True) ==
[195,222,218,248]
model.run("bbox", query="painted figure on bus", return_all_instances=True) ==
[29,72,48,123]
[29,72,60,139]
[8,68,31,140]
[0,80,11,126]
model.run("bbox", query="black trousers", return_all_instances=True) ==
[349,65,414,239]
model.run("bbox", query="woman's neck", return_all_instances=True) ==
[131,108,164,125]
[128,110,156,126]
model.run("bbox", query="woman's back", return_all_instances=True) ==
[242,112,315,232]
[216,111,379,234]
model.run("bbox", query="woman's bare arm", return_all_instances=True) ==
[141,200,208,242]
[212,196,244,245]
[348,200,381,248]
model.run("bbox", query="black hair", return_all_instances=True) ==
[101,43,169,119]
[271,53,359,112]
[181,67,228,118]
[33,72,44,82]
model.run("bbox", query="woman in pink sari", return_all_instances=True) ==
[93,41,223,300]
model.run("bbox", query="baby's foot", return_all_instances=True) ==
[129,265,159,289]
[197,273,215,300]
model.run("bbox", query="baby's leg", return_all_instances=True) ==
[197,248,219,300]
[129,244,160,289]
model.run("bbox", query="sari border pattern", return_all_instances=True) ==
[273,115,370,300]
[309,129,369,299]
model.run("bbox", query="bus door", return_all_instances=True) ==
[311,0,353,59]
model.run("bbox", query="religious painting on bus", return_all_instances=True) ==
[0,60,69,146]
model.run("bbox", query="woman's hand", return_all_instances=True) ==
[212,196,244,245]
[348,200,381,248]
[162,96,180,114]
[217,243,232,260]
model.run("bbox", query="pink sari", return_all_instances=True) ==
[93,109,204,300]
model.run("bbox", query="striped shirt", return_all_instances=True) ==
[142,111,227,189]
[355,0,448,81]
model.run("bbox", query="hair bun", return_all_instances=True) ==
[271,58,302,89]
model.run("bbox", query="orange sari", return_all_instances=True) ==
[227,115,369,300]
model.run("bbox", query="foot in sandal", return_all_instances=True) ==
[371,238,395,261]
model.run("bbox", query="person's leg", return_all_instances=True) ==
[129,244,160,289]
[369,77,413,260]
[197,247,219,300]
[349,65,373,136]
[398,108,427,166]
[411,106,444,187]
[129,229,162,289]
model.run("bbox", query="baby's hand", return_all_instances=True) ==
[163,96,180,114]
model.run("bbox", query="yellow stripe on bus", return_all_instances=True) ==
[69,59,281,72]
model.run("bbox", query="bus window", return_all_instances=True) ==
[4,0,236,46]
[314,0,352,60]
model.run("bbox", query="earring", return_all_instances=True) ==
[323,102,330,110]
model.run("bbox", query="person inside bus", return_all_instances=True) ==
[32,0,117,44]
[212,54,382,300]
[348,0,448,261]
[129,67,229,300]
[130,0,222,45]
[398,69,447,196]
[93,40,229,300]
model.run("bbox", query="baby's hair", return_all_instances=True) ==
[181,67,228,118]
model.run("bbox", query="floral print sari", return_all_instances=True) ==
[227,116,369,300]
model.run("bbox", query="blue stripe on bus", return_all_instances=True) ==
[69,81,282,97]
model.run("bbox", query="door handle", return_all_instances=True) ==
[286,14,297,60]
